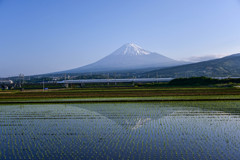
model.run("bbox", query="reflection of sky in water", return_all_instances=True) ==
[0,103,240,159]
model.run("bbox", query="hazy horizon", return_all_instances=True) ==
[1,0,240,77]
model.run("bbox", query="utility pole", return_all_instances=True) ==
[43,79,44,92]
[19,73,24,91]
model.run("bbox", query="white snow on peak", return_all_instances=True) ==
[113,43,151,56]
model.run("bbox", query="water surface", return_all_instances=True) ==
[0,102,240,159]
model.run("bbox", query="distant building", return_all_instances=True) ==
[0,80,14,90]
[3,85,8,90]
[0,80,13,84]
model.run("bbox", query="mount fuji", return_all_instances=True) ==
[63,43,185,73]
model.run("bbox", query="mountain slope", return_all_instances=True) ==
[63,43,185,73]
[143,53,240,78]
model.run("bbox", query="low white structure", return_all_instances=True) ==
[58,78,174,84]
[0,80,13,84]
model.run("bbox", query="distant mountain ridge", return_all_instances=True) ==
[61,43,185,73]
[183,55,221,62]
[144,53,240,78]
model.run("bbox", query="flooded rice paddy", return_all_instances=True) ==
[0,102,240,159]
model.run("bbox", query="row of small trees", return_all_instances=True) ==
[169,77,240,86]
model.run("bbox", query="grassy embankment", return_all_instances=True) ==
[1,86,240,104]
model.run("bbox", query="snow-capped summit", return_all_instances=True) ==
[113,43,150,56]
[62,43,186,73]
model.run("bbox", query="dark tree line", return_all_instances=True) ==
[169,77,240,86]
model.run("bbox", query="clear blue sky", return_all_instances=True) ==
[1,0,240,77]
